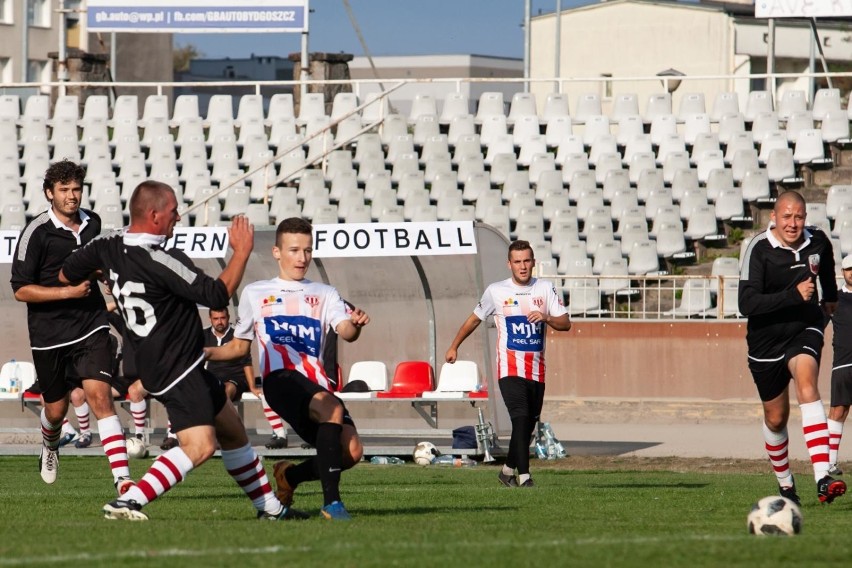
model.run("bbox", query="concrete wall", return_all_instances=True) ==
[531,1,735,115]
[543,320,833,401]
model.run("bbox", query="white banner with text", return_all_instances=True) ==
[87,0,308,33]
[312,221,477,258]
[0,228,230,263]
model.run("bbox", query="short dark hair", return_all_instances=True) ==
[508,240,533,260]
[209,306,229,316]
[43,160,86,193]
[129,180,173,222]
[276,217,312,245]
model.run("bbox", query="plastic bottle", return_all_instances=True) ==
[433,455,477,467]
[369,456,404,465]
[8,359,19,394]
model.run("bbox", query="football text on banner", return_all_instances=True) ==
[312,221,477,258]
[755,0,852,18]
[0,228,230,263]
[87,0,308,33]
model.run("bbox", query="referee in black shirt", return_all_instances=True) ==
[739,190,845,505]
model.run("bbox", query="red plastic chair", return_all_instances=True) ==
[376,361,434,398]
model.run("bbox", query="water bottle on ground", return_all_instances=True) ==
[433,455,477,467]
[370,456,404,465]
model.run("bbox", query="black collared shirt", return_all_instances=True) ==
[62,230,230,395]
[10,208,108,349]
[739,225,837,357]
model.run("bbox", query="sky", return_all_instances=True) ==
[177,0,593,61]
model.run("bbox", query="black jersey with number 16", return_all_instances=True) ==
[62,230,230,395]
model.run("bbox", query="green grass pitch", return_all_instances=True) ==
[2,456,852,567]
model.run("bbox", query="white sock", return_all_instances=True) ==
[828,418,844,466]
[502,465,514,476]
[98,415,131,481]
[123,447,194,507]
[518,473,531,484]
[762,423,794,488]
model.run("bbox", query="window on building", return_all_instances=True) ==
[0,0,13,24]
[28,0,50,27]
[601,73,613,99]
[28,60,51,91]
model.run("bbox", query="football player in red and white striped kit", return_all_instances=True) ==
[446,240,571,487]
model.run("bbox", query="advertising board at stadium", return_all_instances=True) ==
[0,221,477,262]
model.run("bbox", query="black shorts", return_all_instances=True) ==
[831,364,852,408]
[111,374,140,399]
[33,330,114,404]
[155,366,227,433]
[498,376,546,421]
[262,369,355,445]
[748,327,824,402]
[221,375,249,401]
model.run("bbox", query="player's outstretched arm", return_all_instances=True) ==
[217,215,254,297]
[205,337,252,362]
[337,308,370,342]
[445,313,482,363]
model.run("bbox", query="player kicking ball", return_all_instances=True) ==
[61,181,304,521]
[206,217,369,520]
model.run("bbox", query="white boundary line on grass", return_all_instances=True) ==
[0,536,746,565]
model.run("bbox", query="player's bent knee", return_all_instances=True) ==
[310,392,344,424]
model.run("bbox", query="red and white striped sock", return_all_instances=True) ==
[221,443,281,515]
[98,416,131,482]
[41,409,61,450]
[763,422,793,488]
[129,400,147,436]
[828,419,844,466]
[801,400,831,482]
[74,402,91,436]
[122,447,194,506]
[261,396,286,437]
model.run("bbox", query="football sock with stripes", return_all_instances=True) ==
[222,443,281,515]
[261,396,287,438]
[828,418,843,466]
[40,409,61,450]
[98,416,131,482]
[129,400,147,437]
[74,402,91,436]
[800,400,830,482]
[123,447,194,506]
[315,422,343,506]
[763,423,793,488]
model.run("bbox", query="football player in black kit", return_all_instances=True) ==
[61,180,305,521]
[739,190,845,505]
[826,255,852,476]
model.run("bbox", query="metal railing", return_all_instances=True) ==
[537,272,744,321]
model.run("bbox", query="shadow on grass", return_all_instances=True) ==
[589,482,710,489]
[352,504,517,517]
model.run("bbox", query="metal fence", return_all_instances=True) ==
[538,272,744,320]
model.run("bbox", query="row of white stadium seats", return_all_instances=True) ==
[2,88,852,128]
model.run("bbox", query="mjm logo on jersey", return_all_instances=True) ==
[265,315,322,356]
[505,315,543,352]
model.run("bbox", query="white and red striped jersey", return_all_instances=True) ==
[474,278,567,383]
[234,278,349,391]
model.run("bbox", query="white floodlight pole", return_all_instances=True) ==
[767,18,775,106]
[555,0,561,91]
[524,0,531,92]
[58,0,69,96]
[21,0,28,81]
[78,0,88,51]
[300,1,310,99]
